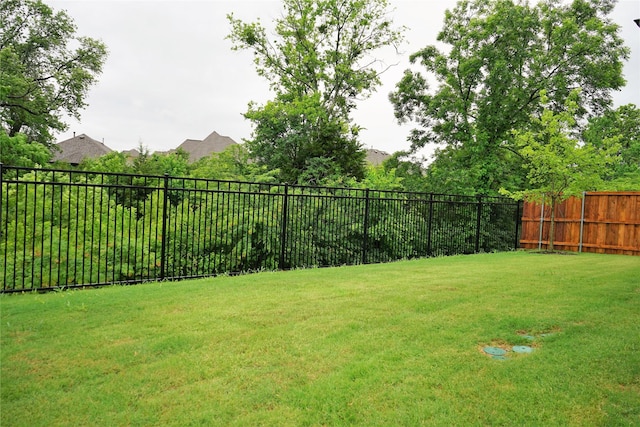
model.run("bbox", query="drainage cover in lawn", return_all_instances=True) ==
[483,346,508,357]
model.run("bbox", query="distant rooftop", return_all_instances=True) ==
[173,131,238,163]
[365,148,391,166]
[53,131,392,168]
[52,133,112,165]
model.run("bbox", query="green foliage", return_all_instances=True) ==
[244,94,366,184]
[390,0,629,194]
[423,147,500,196]
[1,164,519,290]
[0,131,51,167]
[361,164,404,191]
[136,148,191,177]
[379,152,429,193]
[583,103,640,184]
[78,147,192,179]
[78,151,130,174]
[0,0,108,147]
[228,0,404,119]
[161,190,282,277]
[505,90,617,203]
[191,144,278,182]
[1,171,164,287]
[228,0,404,184]
[601,172,640,191]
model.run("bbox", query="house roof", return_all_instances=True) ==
[365,148,391,166]
[52,133,113,164]
[176,131,238,162]
[122,148,140,158]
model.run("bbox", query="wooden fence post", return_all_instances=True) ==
[538,197,545,250]
[579,191,586,253]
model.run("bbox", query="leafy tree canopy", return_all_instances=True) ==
[131,146,191,178]
[583,103,640,182]
[77,147,192,178]
[228,0,404,120]
[0,131,50,167]
[390,0,629,195]
[191,144,279,183]
[227,0,404,184]
[243,93,366,184]
[380,151,429,193]
[0,0,107,148]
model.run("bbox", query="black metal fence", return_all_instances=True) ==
[1,165,522,292]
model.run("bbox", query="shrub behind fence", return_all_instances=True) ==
[1,165,522,292]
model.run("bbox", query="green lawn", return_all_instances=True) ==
[1,251,639,426]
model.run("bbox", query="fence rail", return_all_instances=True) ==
[1,165,522,292]
[520,192,640,255]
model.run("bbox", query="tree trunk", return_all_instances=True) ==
[9,122,22,137]
[548,197,556,252]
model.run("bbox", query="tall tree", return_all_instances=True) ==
[0,0,107,149]
[389,0,629,195]
[227,0,404,183]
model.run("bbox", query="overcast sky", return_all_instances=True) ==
[46,0,640,159]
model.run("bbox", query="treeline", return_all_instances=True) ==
[3,0,639,196]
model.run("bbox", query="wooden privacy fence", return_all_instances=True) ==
[520,192,640,255]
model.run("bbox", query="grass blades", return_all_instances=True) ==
[2,252,639,426]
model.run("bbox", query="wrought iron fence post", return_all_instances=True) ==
[0,163,3,291]
[362,189,370,264]
[514,200,523,251]
[427,193,434,256]
[160,173,169,280]
[0,163,3,240]
[475,195,483,253]
[279,184,289,270]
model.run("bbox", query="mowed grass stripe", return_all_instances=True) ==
[1,252,639,426]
